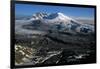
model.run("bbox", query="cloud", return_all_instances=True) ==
[72,17,94,20]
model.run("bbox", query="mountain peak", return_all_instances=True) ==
[30,12,48,21]
[42,12,69,20]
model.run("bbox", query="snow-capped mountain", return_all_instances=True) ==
[42,13,71,24]
[28,12,94,34]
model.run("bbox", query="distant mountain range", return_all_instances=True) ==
[16,12,94,35]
